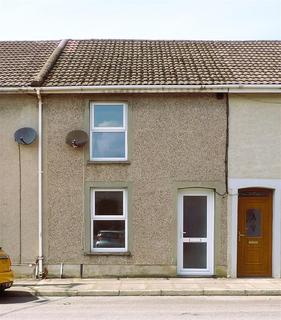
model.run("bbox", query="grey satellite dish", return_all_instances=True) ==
[66,130,88,148]
[14,127,37,145]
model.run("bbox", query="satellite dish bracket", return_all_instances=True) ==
[66,130,88,148]
[14,127,37,145]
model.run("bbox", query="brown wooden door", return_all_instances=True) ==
[237,188,272,277]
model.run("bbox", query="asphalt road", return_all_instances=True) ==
[1,294,281,319]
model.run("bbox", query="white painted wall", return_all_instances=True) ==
[229,94,281,179]
[228,94,281,278]
[0,95,38,265]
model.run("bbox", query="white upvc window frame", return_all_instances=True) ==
[91,188,128,253]
[177,189,214,276]
[90,102,128,161]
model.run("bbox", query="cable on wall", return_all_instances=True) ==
[18,143,22,264]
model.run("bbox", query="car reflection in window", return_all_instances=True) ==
[95,230,125,248]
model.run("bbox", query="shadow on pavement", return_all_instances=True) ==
[0,290,39,304]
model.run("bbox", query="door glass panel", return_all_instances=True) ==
[183,243,207,269]
[246,208,261,237]
[183,196,207,237]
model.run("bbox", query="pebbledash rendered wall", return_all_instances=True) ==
[42,93,227,277]
[0,95,38,276]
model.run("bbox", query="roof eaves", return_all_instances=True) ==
[0,84,281,94]
[38,84,281,93]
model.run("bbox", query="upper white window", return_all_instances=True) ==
[90,103,128,161]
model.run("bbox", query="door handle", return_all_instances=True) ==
[238,231,245,242]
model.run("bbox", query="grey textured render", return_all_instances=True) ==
[46,93,227,277]
[0,93,227,277]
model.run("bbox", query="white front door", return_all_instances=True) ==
[177,189,214,276]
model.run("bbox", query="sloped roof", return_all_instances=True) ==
[0,41,60,87]
[0,39,281,87]
[43,40,281,87]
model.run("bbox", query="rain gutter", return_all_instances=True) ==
[0,84,281,94]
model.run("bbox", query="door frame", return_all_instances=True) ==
[237,188,272,277]
[177,189,214,276]
[229,178,281,278]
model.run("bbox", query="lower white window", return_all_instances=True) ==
[91,189,128,252]
[177,189,214,276]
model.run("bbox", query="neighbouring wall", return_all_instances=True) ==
[0,95,38,265]
[227,94,281,278]
[43,93,227,276]
[229,94,281,179]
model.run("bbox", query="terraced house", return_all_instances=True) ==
[0,40,280,278]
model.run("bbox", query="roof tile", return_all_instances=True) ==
[0,40,60,87]
[1,39,281,87]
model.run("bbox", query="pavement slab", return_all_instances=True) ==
[4,278,281,297]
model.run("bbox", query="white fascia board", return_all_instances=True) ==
[39,84,281,94]
[40,85,227,93]
[0,87,36,93]
[0,84,281,94]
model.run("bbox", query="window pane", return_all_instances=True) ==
[92,132,125,158]
[183,243,207,269]
[183,196,207,238]
[93,220,125,248]
[95,191,123,215]
[246,208,261,237]
[94,105,123,127]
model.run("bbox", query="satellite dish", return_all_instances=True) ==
[14,127,37,145]
[66,130,88,148]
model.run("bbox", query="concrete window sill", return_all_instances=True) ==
[87,161,131,165]
[84,251,132,256]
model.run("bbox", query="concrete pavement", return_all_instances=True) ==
[5,277,281,297]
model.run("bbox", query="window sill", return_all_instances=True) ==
[84,251,131,256]
[87,160,131,165]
